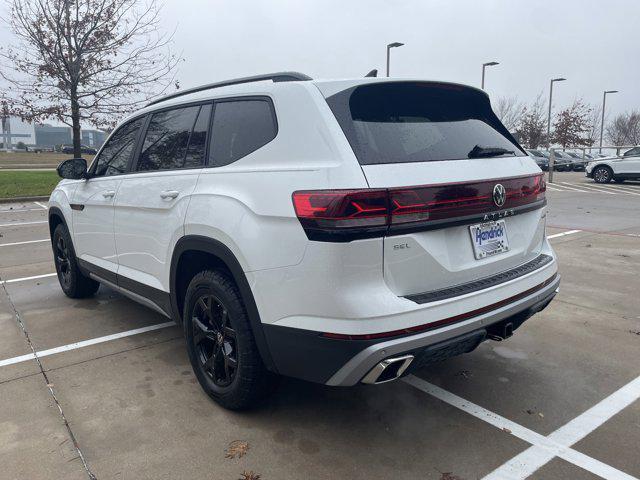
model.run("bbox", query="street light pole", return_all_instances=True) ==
[547,77,566,184]
[481,61,499,90]
[386,42,404,77]
[547,77,566,148]
[599,90,618,153]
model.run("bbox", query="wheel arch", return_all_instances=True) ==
[170,235,277,372]
[48,206,68,240]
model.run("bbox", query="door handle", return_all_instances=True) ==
[160,190,179,200]
[102,190,116,198]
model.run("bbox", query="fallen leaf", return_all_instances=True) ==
[440,473,464,480]
[226,440,249,459]
[502,427,512,434]
[239,471,260,480]
[538,413,544,418]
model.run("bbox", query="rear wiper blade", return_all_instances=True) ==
[468,145,515,158]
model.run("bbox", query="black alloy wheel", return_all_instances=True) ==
[55,234,72,289]
[191,294,238,388]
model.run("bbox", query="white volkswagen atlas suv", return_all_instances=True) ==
[49,73,559,409]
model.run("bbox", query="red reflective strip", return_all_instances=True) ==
[321,273,557,341]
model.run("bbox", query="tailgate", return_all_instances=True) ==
[363,159,546,296]
[322,80,547,296]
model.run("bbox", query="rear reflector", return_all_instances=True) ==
[293,174,545,242]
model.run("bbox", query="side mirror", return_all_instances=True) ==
[57,158,88,180]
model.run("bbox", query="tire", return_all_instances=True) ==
[614,178,625,184]
[52,224,100,298]
[183,269,277,410]
[593,166,613,183]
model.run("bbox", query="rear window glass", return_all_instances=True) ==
[325,83,524,165]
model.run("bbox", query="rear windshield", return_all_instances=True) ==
[325,82,525,165]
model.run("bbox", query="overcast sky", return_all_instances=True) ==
[157,0,638,119]
[0,0,637,123]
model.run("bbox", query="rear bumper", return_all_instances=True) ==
[262,273,560,386]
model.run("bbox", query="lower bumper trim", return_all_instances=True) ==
[262,274,559,385]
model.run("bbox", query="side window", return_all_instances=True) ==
[209,99,277,167]
[137,106,202,171]
[92,118,143,177]
[184,104,212,168]
[624,147,640,157]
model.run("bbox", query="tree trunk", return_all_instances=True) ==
[70,87,82,158]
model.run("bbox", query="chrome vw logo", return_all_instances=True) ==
[493,184,506,207]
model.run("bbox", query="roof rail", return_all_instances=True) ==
[146,71,312,107]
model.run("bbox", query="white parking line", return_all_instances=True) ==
[0,273,57,285]
[549,183,589,193]
[560,182,617,195]
[0,207,47,213]
[0,322,175,368]
[403,375,639,480]
[546,229,582,239]
[0,239,49,248]
[0,220,48,228]
[483,375,640,480]
[33,201,48,209]
[586,183,640,197]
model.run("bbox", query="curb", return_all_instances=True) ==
[0,195,50,204]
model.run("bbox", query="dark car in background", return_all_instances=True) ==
[526,149,549,171]
[549,150,573,171]
[565,151,588,171]
[61,144,98,155]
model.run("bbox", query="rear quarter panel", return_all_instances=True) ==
[184,83,368,273]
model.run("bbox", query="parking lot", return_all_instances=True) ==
[0,171,639,480]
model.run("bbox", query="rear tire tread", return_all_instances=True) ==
[184,269,276,410]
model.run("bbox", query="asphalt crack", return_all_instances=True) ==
[0,280,97,480]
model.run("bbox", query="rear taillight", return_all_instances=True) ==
[292,189,389,241]
[293,174,545,242]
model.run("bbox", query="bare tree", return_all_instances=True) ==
[585,103,602,148]
[1,0,180,158]
[515,93,546,149]
[494,96,522,133]
[606,111,640,146]
[552,99,592,148]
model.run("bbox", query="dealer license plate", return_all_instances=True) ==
[469,220,509,260]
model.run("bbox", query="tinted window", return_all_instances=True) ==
[326,83,524,165]
[93,118,143,176]
[137,106,202,171]
[624,147,640,156]
[184,104,212,167]
[209,99,277,167]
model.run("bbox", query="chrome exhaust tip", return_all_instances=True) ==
[361,355,414,385]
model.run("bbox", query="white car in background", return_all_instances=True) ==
[585,147,640,183]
